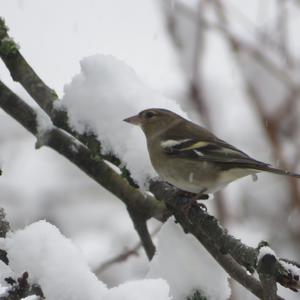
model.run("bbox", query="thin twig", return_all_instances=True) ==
[95,225,161,275]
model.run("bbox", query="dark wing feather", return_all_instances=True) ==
[162,137,271,171]
[160,119,300,177]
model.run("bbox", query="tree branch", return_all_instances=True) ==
[0,18,140,189]
[149,181,291,300]
[0,80,168,222]
[0,18,57,116]
[127,208,156,260]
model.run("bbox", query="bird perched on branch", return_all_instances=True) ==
[124,108,300,199]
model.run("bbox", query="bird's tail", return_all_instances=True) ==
[258,166,300,178]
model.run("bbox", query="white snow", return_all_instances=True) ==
[104,279,171,300]
[4,220,107,300]
[21,296,40,300]
[2,220,170,300]
[257,245,277,262]
[147,218,231,300]
[0,284,9,297]
[34,107,54,149]
[35,108,53,135]
[60,54,187,188]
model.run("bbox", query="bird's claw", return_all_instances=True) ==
[181,198,207,223]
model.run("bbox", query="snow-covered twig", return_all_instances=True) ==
[257,243,300,298]
[279,258,300,292]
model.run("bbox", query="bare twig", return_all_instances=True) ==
[211,0,300,208]
[95,225,161,275]
[276,0,291,67]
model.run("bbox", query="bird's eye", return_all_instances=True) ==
[144,111,156,119]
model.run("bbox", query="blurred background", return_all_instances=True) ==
[1,0,300,299]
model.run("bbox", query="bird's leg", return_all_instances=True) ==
[180,189,208,221]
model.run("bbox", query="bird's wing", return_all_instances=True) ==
[160,137,270,170]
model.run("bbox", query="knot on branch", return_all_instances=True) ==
[257,243,300,293]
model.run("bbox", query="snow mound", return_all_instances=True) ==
[3,221,170,300]
[60,54,187,188]
[147,218,231,300]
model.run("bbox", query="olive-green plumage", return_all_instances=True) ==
[124,108,300,193]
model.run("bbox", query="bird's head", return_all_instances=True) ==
[124,108,183,138]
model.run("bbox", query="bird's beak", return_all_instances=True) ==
[123,114,141,126]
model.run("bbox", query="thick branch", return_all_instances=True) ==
[150,181,256,270]
[0,18,57,116]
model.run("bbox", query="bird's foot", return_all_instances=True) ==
[181,199,207,222]
[179,189,208,222]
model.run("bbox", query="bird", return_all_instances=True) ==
[124,108,300,197]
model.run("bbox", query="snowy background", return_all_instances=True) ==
[1,0,300,299]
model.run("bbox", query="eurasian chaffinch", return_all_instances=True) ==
[124,108,300,195]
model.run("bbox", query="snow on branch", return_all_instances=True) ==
[0,80,166,222]
[257,243,300,294]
